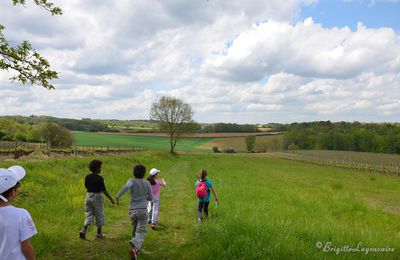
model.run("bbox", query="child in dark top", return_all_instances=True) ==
[79,159,115,240]
[195,169,219,223]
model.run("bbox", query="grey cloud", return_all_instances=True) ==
[71,47,130,75]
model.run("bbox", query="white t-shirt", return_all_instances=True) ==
[0,205,37,260]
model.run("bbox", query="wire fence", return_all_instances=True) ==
[0,141,145,159]
[274,150,400,176]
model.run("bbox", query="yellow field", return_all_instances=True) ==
[108,125,155,130]
[257,127,271,132]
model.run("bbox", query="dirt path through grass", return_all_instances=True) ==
[57,157,198,260]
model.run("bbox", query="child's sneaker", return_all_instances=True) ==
[79,231,86,240]
[96,233,105,239]
[151,223,156,230]
[129,247,139,260]
[198,218,202,224]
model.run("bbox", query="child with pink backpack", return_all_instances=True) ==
[195,169,219,223]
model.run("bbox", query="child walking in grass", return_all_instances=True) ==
[146,168,166,230]
[79,159,115,240]
[116,164,153,260]
[195,169,219,223]
[0,165,37,260]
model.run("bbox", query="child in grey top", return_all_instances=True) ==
[116,164,152,260]
[116,178,152,210]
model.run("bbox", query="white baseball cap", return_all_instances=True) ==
[0,173,18,202]
[7,165,26,181]
[149,168,160,176]
[0,165,26,202]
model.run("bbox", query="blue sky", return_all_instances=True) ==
[0,0,399,123]
[301,0,400,31]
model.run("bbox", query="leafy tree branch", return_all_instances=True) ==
[0,0,62,89]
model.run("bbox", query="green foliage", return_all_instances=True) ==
[264,123,288,132]
[201,123,260,133]
[0,0,62,89]
[12,0,62,15]
[254,135,283,152]
[0,115,110,132]
[0,118,40,142]
[55,118,109,132]
[288,143,300,150]
[284,121,400,154]
[245,135,256,152]
[150,96,195,153]
[37,122,73,148]
[0,117,75,147]
[212,146,219,153]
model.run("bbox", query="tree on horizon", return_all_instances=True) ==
[150,96,196,154]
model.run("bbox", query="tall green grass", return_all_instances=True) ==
[1,152,399,259]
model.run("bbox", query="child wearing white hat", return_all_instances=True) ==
[146,168,166,230]
[0,165,37,260]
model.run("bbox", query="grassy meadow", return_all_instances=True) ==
[72,131,211,152]
[1,152,399,259]
[73,131,284,153]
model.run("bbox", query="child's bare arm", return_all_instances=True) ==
[161,178,166,186]
[21,239,35,260]
[103,190,115,204]
[211,188,219,202]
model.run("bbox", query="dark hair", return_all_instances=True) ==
[134,164,146,179]
[147,175,156,185]
[198,169,207,180]
[0,182,20,201]
[89,160,103,173]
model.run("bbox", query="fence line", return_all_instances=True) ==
[276,153,400,176]
[0,141,145,159]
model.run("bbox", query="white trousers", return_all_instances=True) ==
[148,196,160,224]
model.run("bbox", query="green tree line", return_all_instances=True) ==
[0,118,72,148]
[284,121,400,154]
[0,115,109,132]
[200,123,260,133]
[1,116,263,133]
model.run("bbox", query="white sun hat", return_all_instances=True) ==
[7,165,26,181]
[0,165,26,202]
[149,168,160,176]
[0,172,19,202]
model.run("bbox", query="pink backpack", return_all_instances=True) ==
[196,181,207,199]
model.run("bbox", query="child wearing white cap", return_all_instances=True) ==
[0,165,37,260]
[146,168,166,230]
